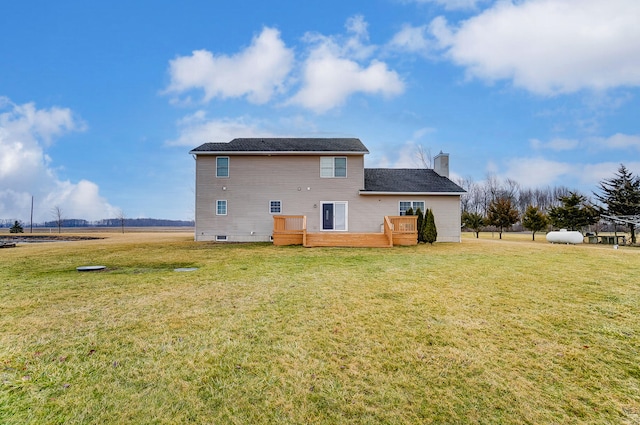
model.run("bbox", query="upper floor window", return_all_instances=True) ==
[216,157,229,178]
[320,157,347,178]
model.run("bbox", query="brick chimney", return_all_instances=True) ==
[433,151,449,178]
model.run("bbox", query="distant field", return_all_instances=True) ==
[0,226,193,235]
[1,233,638,424]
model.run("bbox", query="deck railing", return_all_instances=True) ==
[273,215,306,233]
[273,215,417,247]
[387,215,418,246]
[383,216,394,247]
[273,215,306,246]
[388,216,417,233]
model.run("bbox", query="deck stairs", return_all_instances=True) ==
[304,232,391,248]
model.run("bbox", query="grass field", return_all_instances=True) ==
[1,232,639,424]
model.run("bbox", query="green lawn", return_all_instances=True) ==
[1,233,639,424]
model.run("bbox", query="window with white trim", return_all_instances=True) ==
[216,157,229,178]
[269,200,282,214]
[216,200,227,215]
[399,201,425,215]
[320,157,347,178]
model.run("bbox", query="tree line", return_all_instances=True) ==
[458,164,640,244]
[1,216,194,233]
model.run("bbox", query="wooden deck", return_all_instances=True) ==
[273,215,417,248]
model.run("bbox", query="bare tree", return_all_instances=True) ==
[533,187,553,211]
[455,176,476,213]
[550,186,572,207]
[468,179,488,215]
[503,178,520,201]
[415,145,433,169]
[116,209,126,234]
[517,188,534,215]
[51,205,64,234]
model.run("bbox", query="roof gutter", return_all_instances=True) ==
[359,191,465,196]
[189,150,369,156]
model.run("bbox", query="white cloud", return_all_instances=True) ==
[581,162,640,188]
[289,16,405,113]
[166,111,277,146]
[388,24,431,54]
[371,130,437,168]
[0,98,117,222]
[164,17,404,113]
[390,141,423,168]
[165,27,294,104]
[500,157,640,192]
[42,180,117,222]
[289,56,404,113]
[402,0,487,11]
[342,15,378,60]
[502,157,575,187]
[428,16,454,49]
[530,133,640,153]
[431,0,640,94]
[530,138,579,151]
[592,133,640,151]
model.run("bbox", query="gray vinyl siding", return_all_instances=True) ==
[194,154,366,241]
[355,195,462,242]
[194,154,462,242]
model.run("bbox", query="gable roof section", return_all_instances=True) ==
[190,138,369,155]
[362,168,465,194]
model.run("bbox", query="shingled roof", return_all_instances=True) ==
[363,168,465,193]
[190,138,369,154]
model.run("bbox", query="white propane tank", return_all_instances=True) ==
[546,229,584,244]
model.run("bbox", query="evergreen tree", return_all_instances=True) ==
[9,220,24,233]
[415,208,424,243]
[487,197,519,239]
[405,207,414,216]
[548,192,599,232]
[461,211,485,238]
[594,164,640,244]
[424,209,437,244]
[522,205,548,241]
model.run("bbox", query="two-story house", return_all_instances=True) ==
[190,138,465,244]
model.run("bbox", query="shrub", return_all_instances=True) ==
[415,208,424,243]
[9,220,24,233]
[424,209,437,244]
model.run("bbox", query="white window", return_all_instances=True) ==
[216,235,228,241]
[399,201,425,215]
[321,201,348,231]
[216,157,229,178]
[216,200,227,215]
[320,157,347,178]
[269,200,282,214]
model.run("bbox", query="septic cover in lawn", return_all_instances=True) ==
[76,266,107,272]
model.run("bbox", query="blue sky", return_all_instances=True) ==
[2,0,640,222]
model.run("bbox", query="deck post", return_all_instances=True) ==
[302,216,307,247]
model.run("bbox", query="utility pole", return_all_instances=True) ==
[30,196,34,234]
